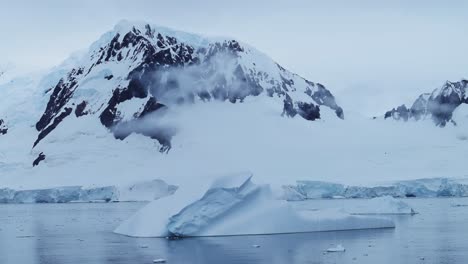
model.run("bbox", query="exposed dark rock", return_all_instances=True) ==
[139,97,166,118]
[297,102,320,121]
[205,40,244,60]
[409,93,430,120]
[384,80,468,126]
[75,101,88,117]
[36,69,81,131]
[306,83,343,119]
[104,75,114,80]
[34,107,73,147]
[282,95,321,121]
[384,104,410,121]
[0,119,7,135]
[33,152,46,167]
[99,81,148,128]
[282,95,297,118]
[428,87,464,126]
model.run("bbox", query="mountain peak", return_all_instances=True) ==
[4,22,344,159]
[106,20,211,49]
[384,79,468,126]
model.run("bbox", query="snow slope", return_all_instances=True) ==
[115,173,394,237]
[2,96,468,191]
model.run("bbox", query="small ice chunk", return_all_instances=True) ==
[153,258,166,263]
[252,244,261,248]
[327,244,346,252]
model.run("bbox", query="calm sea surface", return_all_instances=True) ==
[1,198,467,264]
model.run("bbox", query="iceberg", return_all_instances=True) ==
[115,173,395,237]
[347,196,417,215]
[283,177,468,201]
[0,179,176,204]
[327,244,346,252]
[166,174,260,236]
[294,181,345,199]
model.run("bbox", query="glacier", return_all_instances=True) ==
[0,179,176,204]
[282,177,468,201]
[2,175,467,205]
[114,173,395,237]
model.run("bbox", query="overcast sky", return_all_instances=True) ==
[1,0,468,116]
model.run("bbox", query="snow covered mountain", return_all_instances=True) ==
[0,20,344,186]
[384,80,468,126]
[3,21,468,197]
[35,21,343,151]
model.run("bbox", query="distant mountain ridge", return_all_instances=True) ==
[384,80,468,126]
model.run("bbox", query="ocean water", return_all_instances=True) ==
[0,198,467,264]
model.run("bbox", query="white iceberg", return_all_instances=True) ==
[327,244,346,252]
[294,181,345,199]
[347,196,417,215]
[283,177,468,201]
[0,179,176,204]
[114,173,395,237]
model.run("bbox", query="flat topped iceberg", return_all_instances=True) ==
[327,244,346,252]
[0,179,176,204]
[114,173,395,237]
[347,196,417,215]
[282,177,468,201]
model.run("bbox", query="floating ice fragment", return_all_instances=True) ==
[327,244,345,252]
[153,258,166,263]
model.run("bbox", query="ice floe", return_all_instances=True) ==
[327,244,346,252]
